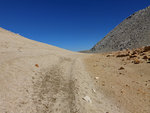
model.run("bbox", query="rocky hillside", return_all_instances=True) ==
[90,6,150,53]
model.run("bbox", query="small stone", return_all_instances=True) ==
[124,62,127,65]
[129,55,137,58]
[121,90,124,94]
[132,51,137,55]
[125,84,129,87]
[143,46,150,52]
[106,54,114,57]
[102,83,105,86]
[147,58,150,63]
[140,53,145,56]
[95,77,99,80]
[35,64,39,67]
[92,89,96,93]
[118,67,124,70]
[142,56,148,59]
[82,96,92,103]
[133,59,140,64]
[116,53,129,57]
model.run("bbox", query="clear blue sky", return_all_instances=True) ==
[0,0,149,51]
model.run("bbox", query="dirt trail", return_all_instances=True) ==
[30,55,122,113]
[32,57,76,113]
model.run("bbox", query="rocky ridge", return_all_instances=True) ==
[91,6,150,53]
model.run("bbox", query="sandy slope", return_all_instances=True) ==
[0,27,149,113]
[84,51,150,113]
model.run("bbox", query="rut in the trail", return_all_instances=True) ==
[32,57,77,113]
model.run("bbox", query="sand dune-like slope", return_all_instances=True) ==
[0,27,149,113]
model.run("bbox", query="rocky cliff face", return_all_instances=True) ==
[91,6,150,53]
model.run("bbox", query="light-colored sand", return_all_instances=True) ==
[0,27,149,113]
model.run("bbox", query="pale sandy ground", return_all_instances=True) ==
[0,27,149,113]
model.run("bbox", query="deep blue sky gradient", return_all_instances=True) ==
[0,0,149,51]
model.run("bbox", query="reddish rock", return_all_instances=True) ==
[35,64,39,67]
[127,50,131,54]
[133,59,140,64]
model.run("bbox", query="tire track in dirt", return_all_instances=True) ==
[68,59,78,113]
[32,57,77,113]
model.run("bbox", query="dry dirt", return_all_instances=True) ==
[0,27,150,113]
